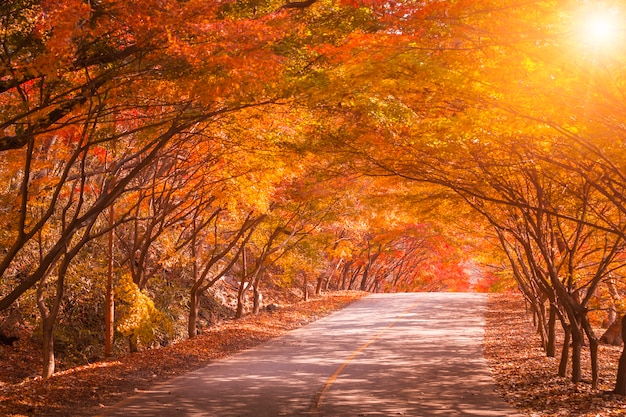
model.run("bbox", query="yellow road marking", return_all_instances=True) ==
[311,299,421,410]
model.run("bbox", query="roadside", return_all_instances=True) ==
[4,291,626,416]
[0,291,366,417]
[484,293,626,416]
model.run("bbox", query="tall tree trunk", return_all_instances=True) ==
[188,233,200,338]
[547,304,556,358]
[303,274,309,301]
[613,316,626,395]
[532,300,548,353]
[315,274,324,296]
[236,249,248,319]
[348,266,361,290]
[340,260,352,290]
[253,286,262,315]
[359,268,370,291]
[41,315,55,379]
[324,274,332,292]
[580,312,600,389]
[236,282,246,319]
[251,263,265,315]
[559,323,571,378]
[188,286,200,338]
[589,336,599,389]
[607,277,621,326]
[37,273,65,379]
[37,252,68,379]
[571,324,583,383]
[105,205,115,356]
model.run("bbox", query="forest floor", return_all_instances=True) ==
[2,291,626,416]
[485,293,626,416]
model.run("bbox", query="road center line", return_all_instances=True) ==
[310,299,421,410]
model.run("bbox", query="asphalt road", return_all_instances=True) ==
[102,292,525,417]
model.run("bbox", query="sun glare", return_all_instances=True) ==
[580,9,621,48]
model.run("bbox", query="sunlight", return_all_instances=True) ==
[579,8,621,49]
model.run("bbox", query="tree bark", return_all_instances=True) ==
[188,230,200,338]
[105,205,115,356]
[236,281,246,319]
[589,336,599,390]
[37,253,69,378]
[614,315,626,394]
[547,304,556,358]
[303,274,309,301]
[188,287,200,338]
[315,274,324,296]
[253,286,262,315]
[41,315,56,379]
[236,249,248,319]
[129,336,139,353]
[607,277,621,326]
[559,323,570,378]
[571,324,583,383]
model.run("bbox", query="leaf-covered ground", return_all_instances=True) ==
[485,293,626,416]
[0,291,366,416]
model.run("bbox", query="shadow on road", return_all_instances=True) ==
[102,293,525,417]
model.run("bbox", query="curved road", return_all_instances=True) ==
[102,292,525,416]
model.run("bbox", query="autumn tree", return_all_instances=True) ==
[0,0,327,376]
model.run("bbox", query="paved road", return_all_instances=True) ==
[102,292,525,416]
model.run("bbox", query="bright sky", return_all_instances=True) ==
[580,8,621,49]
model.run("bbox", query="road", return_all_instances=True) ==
[102,292,525,416]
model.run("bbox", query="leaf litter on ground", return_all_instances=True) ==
[485,293,626,416]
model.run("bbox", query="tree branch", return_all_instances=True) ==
[282,0,317,9]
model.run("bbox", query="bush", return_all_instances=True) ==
[116,274,173,350]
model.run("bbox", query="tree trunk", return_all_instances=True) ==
[533,301,547,353]
[188,286,200,338]
[37,266,66,379]
[589,336,599,390]
[607,277,621,326]
[235,248,248,319]
[348,266,361,290]
[613,316,626,395]
[41,316,55,379]
[315,274,324,296]
[559,324,570,377]
[129,335,138,353]
[340,261,352,290]
[547,304,556,358]
[571,325,583,383]
[236,281,246,319]
[359,268,370,291]
[253,286,262,315]
[105,205,115,356]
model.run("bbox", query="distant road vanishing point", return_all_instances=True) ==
[102,292,526,417]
